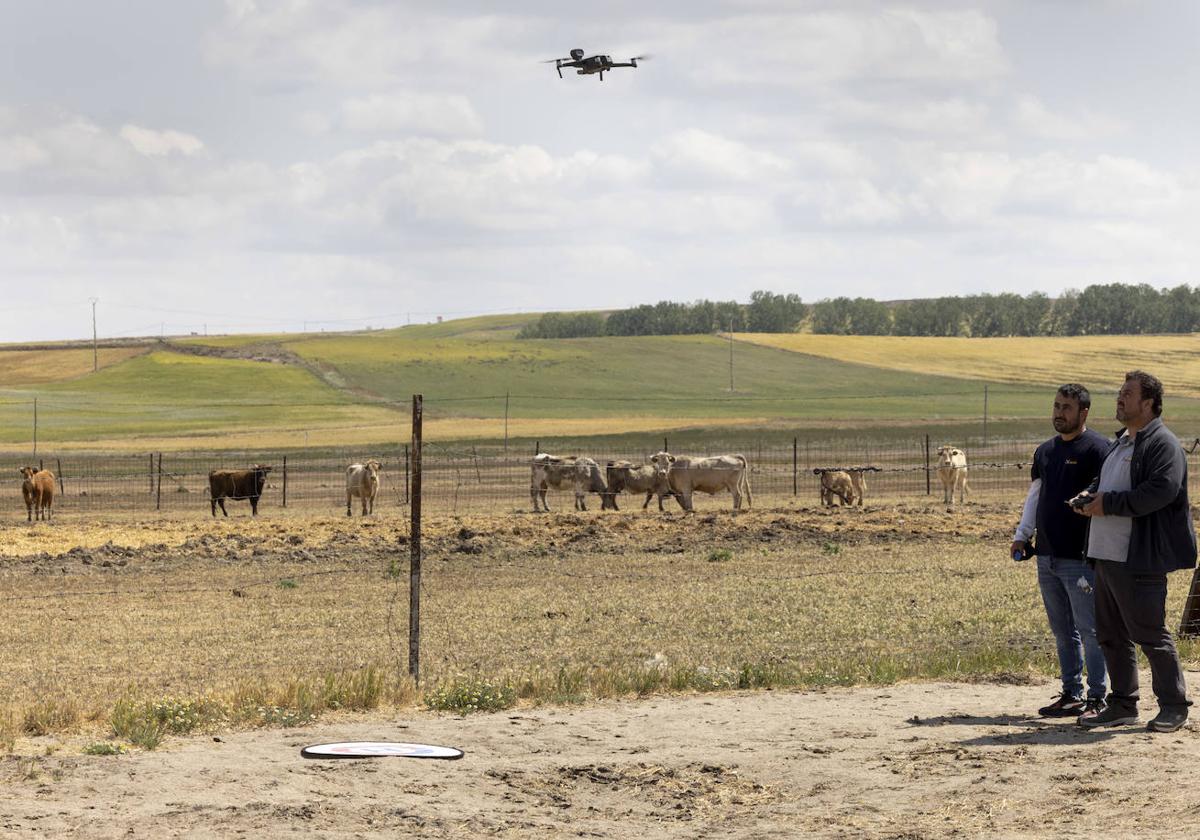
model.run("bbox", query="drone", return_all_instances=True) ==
[542,49,648,81]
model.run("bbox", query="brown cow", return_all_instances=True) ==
[208,465,272,517]
[815,469,854,506]
[601,460,678,511]
[649,452,751,512]
[19,466,55,522]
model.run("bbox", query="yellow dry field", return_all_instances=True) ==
[0,347,146,386]
[737,333,1200,397]
[6,500,1197,743]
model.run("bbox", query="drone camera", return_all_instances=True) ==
[570,48,585,60]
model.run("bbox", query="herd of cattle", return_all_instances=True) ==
[16,445,974,520]
[531,444,972,512]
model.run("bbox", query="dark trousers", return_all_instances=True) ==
[1093,559,1190,712]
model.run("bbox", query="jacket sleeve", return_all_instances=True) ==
[1103,437,1185,517]
[1013,479,1041,542]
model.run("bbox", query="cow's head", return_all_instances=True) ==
[650,451,675,476]
[252,464,272,490]
[936,446,961,467]
[19,466,36,480]
[365,459,381,474]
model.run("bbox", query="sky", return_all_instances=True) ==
[1,0,1199,342]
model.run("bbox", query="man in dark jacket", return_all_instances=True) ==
[1073,370,1197,732]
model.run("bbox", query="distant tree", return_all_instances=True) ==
[517,312,606,339]
[746,291,807,332]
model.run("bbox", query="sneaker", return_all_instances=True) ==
[1038,693,1085,717]
[1081,696,1107,717]
[1078,703,1138,728]
[1147,707,1189,733]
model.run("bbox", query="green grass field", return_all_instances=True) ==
[4,315,1200,449]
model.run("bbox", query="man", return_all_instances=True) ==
[1011,384,1110,718]
[1073,371,1196,732]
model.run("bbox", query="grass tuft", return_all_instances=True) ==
[83,742,125,756]
[425,676,516,713]
[21,699,81,736]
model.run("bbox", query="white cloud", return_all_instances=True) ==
[652,129,792,184]
[1013,95,1126,142]
[120,125,205,157]
[340,93,484,137]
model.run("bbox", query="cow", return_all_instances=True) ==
[936,446,969,505]
[601,460,678,511]
[847,469,868,506]
[20,466,55,522]
[530,453,607,512]
[208,465,272,517]
[649,451,751,512]
[346,460,381,516]
[815,469,855,507]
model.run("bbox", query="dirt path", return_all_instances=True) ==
[4,677,1199,838]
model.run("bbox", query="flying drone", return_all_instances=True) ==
[542,49,649,81]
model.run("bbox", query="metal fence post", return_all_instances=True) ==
[409,394,423,682]
[56,457,64,495]
[282,455,288,508]
[156,452,163,511]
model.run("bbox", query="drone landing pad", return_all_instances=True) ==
[300,741,464,760]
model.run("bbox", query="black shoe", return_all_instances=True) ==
[1078,703,1138,728]
[1039,693,1085,717]
[1147,707,1189,733]
[1081,696,1107,717]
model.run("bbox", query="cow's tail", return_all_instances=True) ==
[736,454,752,508]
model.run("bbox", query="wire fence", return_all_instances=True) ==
[9,431,1200,517]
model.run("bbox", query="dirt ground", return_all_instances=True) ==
[4,677,1200,839]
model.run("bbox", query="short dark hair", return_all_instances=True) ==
[1125,370,1163,416]
[1056,383,1091,411]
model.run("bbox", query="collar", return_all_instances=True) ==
[1118,415,1162,444]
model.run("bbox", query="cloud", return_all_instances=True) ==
[120,125,205,157]
[1013,95,1126,142]
[652,129,792,184]
[340,93,484,137]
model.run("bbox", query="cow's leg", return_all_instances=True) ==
[347,492,352,517]
[531,484,541,512]
[680,490,694,513]
[731,483,741,511]
[211,497,218,517]
[643,491,654,510]
[361,496,368,516]
[218,498,228,517]
[251,495,259,516]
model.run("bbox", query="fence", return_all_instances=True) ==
[10,432,1200,517]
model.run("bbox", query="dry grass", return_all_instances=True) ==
[0,347,146,386]
[4,502,1198,751]
[737,332,1200,398]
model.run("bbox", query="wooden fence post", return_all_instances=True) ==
[282,455,288,508]
[924,435,931,496]
[156,452,163,511]
[404,444,410,505]
[149,453,154,494]
[793,437,798,496]
[409,394,423,682]
[56,457,64,495]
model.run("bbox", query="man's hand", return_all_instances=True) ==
[1074,492,1105,517]
[1009,540,1026,560]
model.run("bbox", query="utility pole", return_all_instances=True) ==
[89,297,99,371]
[728,320,735,392]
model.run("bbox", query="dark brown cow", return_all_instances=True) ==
[208,465,272,517]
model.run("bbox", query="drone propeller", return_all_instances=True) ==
[539,58,570,63]
[629,55,652,61]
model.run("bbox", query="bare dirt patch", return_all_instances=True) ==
[4,681,1200,838]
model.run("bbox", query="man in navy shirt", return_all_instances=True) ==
[1011,384,1111,718]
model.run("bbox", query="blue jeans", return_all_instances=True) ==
[1037,555,1107,700]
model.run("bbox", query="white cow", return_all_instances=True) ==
[650,451,751,512]
[530,454,607,512]
[936,446,969,505]
[346,460,381,516]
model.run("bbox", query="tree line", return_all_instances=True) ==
[517,283,1200,339]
